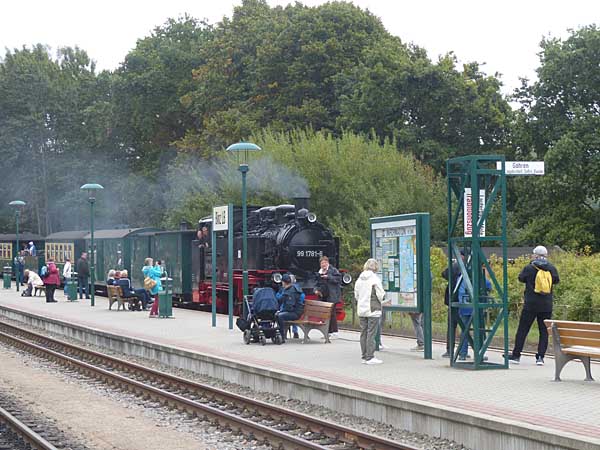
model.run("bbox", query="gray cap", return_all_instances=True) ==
[533,245,548,256]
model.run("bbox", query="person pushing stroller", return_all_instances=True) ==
[275,274,304,343]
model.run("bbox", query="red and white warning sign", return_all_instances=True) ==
[464,188,486,237]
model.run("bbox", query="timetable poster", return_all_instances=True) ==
[373,221,418,307]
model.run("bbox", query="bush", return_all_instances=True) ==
[431,249,600,323]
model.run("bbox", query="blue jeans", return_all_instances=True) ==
[277,311,300,341]
[459,312,472,356]
[64,277,70,295]
[78,276,89,299]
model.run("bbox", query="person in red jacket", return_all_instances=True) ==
[43,260,60,303]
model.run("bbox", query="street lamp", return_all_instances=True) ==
[80,183,104,307]
[226,142,261,300]
[8,200,26,292]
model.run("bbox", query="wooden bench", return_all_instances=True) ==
[107,285,138,311]
[34,285,46,296]
[545,319,600,381]
[285,299,334,344]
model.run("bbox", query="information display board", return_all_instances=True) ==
[370,213,430,313]
[372,220,418,308]
[370,213,432,358]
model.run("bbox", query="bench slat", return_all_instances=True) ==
[563,346,600,357]
[558,336,600,348]
[548,328,600,340]
[545,320,600,331]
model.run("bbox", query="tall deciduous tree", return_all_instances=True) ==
[113,16,211,172]
[512,26,600,249]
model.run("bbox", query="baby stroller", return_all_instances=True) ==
[238,287,283,345]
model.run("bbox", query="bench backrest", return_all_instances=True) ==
[545,320,600,349]
[108,285,130,299]
[300,299,334,323]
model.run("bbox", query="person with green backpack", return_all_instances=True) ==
[508,246,560,366]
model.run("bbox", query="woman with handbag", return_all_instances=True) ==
[142,257,162,317]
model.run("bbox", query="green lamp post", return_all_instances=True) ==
[8,200,26,292]
[80,183,104,307]
[226,142,261,301]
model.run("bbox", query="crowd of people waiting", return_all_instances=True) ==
[106,257,164,317]
[18,251,166,318]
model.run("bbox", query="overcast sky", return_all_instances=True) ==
[1,1,597,96]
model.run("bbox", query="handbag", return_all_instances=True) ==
[144,276,157,290]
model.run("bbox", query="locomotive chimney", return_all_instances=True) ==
[294,196,310,216]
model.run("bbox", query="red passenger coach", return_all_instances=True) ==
[191,200,351,318]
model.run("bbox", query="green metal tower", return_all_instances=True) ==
[447,155,508,370]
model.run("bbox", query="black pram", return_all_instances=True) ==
[237,287,283,345]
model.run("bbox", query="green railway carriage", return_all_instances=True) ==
[0,233,44,276]
[130,232,154,290]
[87,228,160,286]
[149,230,196,302]
[44,231,88,275]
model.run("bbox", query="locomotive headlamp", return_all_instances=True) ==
[342,273,353,285]
[307,212,317,223]
[272,272,283,283]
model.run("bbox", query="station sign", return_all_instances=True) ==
[497,161,544,175]
[464,188,485,237]
[212,205,229,231]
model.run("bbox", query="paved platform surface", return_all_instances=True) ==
[1,290,599,444]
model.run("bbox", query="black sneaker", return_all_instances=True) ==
[508,355,520,364]
[536,356,544,366]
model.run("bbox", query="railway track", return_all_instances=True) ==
[0,321,420,450]
[0,404,60,450]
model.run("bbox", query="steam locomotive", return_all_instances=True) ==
[192,198,350,317]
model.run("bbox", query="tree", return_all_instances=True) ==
[337,48,513,171]
[512,26,600,249]
[112,16,211,172]
[180,0,391,151]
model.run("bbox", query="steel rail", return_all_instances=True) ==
[0,405,58,450]
[0,322,420,450]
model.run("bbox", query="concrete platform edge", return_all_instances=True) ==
[1,305,598,450]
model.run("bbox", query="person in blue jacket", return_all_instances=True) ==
[275,273,304,343]
[457,272,492,360]
[143,257,162,317]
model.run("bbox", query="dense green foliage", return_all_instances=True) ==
[429,249,600,323]
[163,130,446,268]
[511,26,600,249]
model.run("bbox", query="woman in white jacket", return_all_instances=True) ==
[354,258,387,365]
[62,258,72,296]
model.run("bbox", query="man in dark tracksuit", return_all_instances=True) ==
[508,245,560,365]
[276,274,305,343]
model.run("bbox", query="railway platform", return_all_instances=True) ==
[0,291,598,450]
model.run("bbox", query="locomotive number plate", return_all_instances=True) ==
[296,250,323,258]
